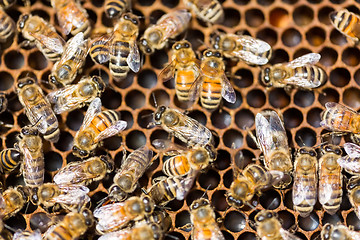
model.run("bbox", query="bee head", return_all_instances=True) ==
[100,155,114,172]
[255,210,276,223]
[347,176,360,191]
[17,77,35,89]
[322,144,342,155]
[190,198,209,211]
[17,13,30,31]
[210,32,221,49]
[154,106,166,122]
[109,185,128,201]
[142,195,155,214]
[48,75,62,88]
[226,194,244,209]
[150,223,163,240]
[72,145,90,158]
[123,13,139,26]
[173,40,191,50]
[92,76,105,93]
[21,126,39,136]
[139,38,154,55]
[298,147,317,157]
[260,67,272,86]
[81,208,94,227]
[204,144,217,161]
[321,223,333,240]
[16,185,30,202]
[203,49,222,58]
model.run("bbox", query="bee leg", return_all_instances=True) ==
[152,176,167,185]
[18,40,35,49]
[284,85,293,95]
[216,217,223,224]
[351,133,360,144]
[320,132,346,143]
[287,223,299,233]
[246,128,260,149]
[178,223,193,231]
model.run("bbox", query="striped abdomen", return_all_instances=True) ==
[194,0,224,24]
[157,10,191,38]
[0,10,14,43]
[44,225,75,240]
[163,155,190,176]
[322,105,356,132]
[89,110,119,135]
[148,176,184,205]
[200,76,222,110]
[331,10,360,40]
[23,149,44,188]
[104,0,128,18]
[35,30,64,62]
[175,67,199,101]
[90,39,110,64]
[293,168,317,217]
[0,149,21,173]
[110,41,130,80]
[293,66,326,87]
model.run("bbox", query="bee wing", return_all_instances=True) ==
[318,182,333,205]
[29,31,64,54]
[53,163,88,185]
[46,84,82,114]
[176,170,198,200]
[233,50,270,65]
[285,53,321,69]
[292,173,317,206]
[189,75,203,102]
[152,139,188,155]
[282,75,322,89]
[320,102,357,130]
[98,229,132,240]
[344,142,360,158]
[279,229,302,240]
[22,147,44,184]
[159,60,176,82]
[53,184,90,205]
[127,40,141,73]
[347,229,360,239]
[90,33,113,64]
[94,202,130,233]
[94,120,127,142]
[235,35,271,53]
[13,229,42,240]
[81,97,102,130]
[57,32,88,68]
[221,75,236,103]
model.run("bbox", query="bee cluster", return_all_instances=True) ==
[0,0,359,239]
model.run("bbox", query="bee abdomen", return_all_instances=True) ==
[163,156,190,176]
[201,79,222,110]
[104,0,127,18]
[175,69,198,101]
[199,2,223,23]
[110,41,130,80]
[322,105,354,131]
[44,225,73,240]
[294,66,326,86]
[90,110,119,135]
[0,11,14,42]
[24,157,44,188]
[90,40,110,64]
[0,149,21,172]
[148,178,177,205]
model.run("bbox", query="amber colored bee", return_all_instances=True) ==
[338,142,360,175]
[260,53,326,90]
[183,0,223,24]
[189,198,225,240]
[94,196,155,233]
[139,9,191,55]
[153,139,216,177]
[16,127,44,188]
[43,209,94,240]
[90,13,140,81]
[109,146,153,201]
[321,223,360,240]
[253,110,293,188]
[319,144,343,215]
[292,147,318,217]
[16,77,60,143]
[72,97,127,158]
[51,0,91,37]
[151,106,213,147]
[160,40,200,102]
[190,49,236,111]
[46,75,105,114]
[13,229,42,240]
[54,155,114,186]
[255,210,301,240]
[0,9,15,43]
[104,0,129,19]
[0,148,22,173]
[48,32,89,88]
[211,32,272,65]
[98,223,164,240]
[17,14,66,62]
[0,92,7,114]
[330,9,360,44]
[346,176,360,220]
[0,185,29,220]
[140,211,172,233]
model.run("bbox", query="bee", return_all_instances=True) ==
[330,9,360,44]
[16,77,60,143]
[0,9,15,43]
[94,195,155,233]
[338,142,360,175]
[259,53,326,90]
[46,75,105,114]
[292,147,318,217]
[43,209,94,240]
[0,185,29,220]
[255,210,301,240]
[51,0,91,37]
[152,139,216,177]
[104,0,129,19]
[89,13,140,81]
[189,198,225,240]
[16,127,44,188]
[72,97,127,158]
[17,14,66,62]
[13,229,42,240]
[0,92,7,114]
[319,144,343,215]
[183,0,223,24]
[31,183,90,211]
[48,32,89,88]
[53,155,114,186]
[151,106,213,147]
[321,223,360,240]
[189,49,236,111]
[139,9,191,55]
[320,102,360,143]
[253,110,293,188]
[346,176,360,220]
[0,148,22,173]
[211,32,272,65]
[98,223,164,240]
[109,146,153,201]
[140,211,172,233]
[160,40,200,102]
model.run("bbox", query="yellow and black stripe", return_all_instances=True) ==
[104,0,128,19]
[0,149,21,173]
[110,41,130,80]
[0,9,14,43]
[89,110,119,135]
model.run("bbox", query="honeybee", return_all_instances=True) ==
[253,110,292,188]
[189,49,236,110]
[104,0,129,18]
[139,9,191,55]
[43,209,94,240]
[13,229,42,240]
[98,223,164,240]
[0,9,15,43]
[292,147,318,217]
[255,210,301,240]
[72,97,127,158]
[48,32,89,88]
[31,183,90,211]
[0,185,29,220]
[152,139,216,176]
[17,14,65,62]
[346,176,360,220]
[51,0,91,37]
[211,32,272,65]
[183,0,223,24]
[109,146,153,201]
[189,198,225,240]
[337,142,360,175]
[0,93,7,114]
[0,148,22,173]
[89,13,140,81]
[54,155,114,186]
[16,127,44,188]
[321,223,360,240]
[321,102,360,143]
[330,9,360,44]
[16,77,60,143]
[94,195,155,233]
[260,53,326,90]
[46,75,105,114]
[319,144,343,215]
[140,211,172,233]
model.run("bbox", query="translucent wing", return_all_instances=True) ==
[235,34,271,53]
[279,229,302,240]
[53,185,90,205]
[221,75,236,103]
[81,97,102,130]
[234,49,270,65]
[320,102,357,130]
[22,147,44,186]
[30,31,65,54]
[98,229,132,240]
[319,182,333,205]
[347,228,360,240]
[46,84,83,114]
[344,142,360,158]
[292,174,317,206]
[127,40,141,73]
[283,75,322,89]
[159,60,176,82]
[286,53,321,68]
[89,34,113,64]
[258,170,286,191]
[94,120,127,142]
[94,202,130,233]
[152,139,188,155]
[176,170,198,200]
[53,162,89,185]
[189,75,203,102]
[13,229,42,240]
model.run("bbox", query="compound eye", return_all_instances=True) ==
[309,150,316,157]
[335,148,342,155]
[175,44,181,50]
[267,212,273,218]
[205,51,212,57]
[299,148,306,154]
[184,43,190,48]
[124,14,129,20]
[215,52,221,57]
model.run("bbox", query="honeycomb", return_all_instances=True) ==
[0,0,360,239]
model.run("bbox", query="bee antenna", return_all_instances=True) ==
[245,202,256,210]
[201,184,211,199]
[3,223,17,233]
[165,234,180,240]
[152,92,158,108]
[140,112,154,120]
[296,135,305,147]
[95,195,109,209]
[196,38,210,49]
